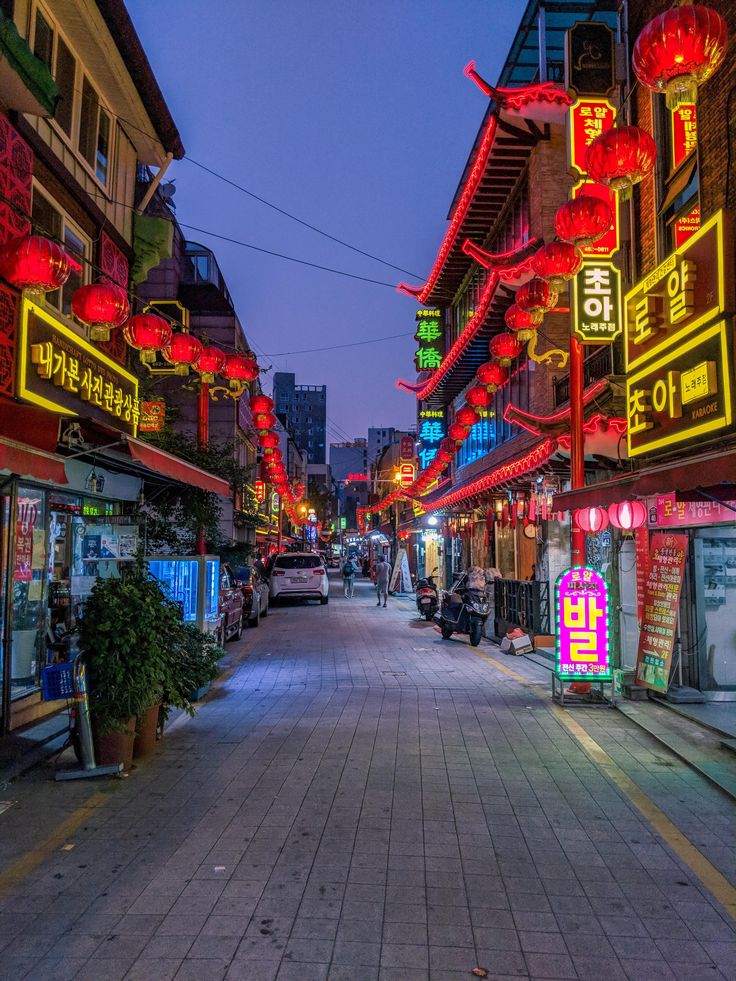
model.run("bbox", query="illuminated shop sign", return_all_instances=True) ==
[18,299,139,436]
[626,319,732,457]
[572,261,622,344]
[624,210,731,373]
[417,405,446,470]
[671,103,697,168]
[414,308,444,372]
[346,473,367,482]
[399,463,415,487]
[254,480,266,503]
[568,98,615,175]
[674,205,701,249]
[139,401,165,432]
[572,181,619,258]
[400,435,414,460]
[555,566,611,681]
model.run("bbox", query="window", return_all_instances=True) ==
[32,6,77,138]
[79,77,111,184]
[31,186,89,315]
[655,96,700,255]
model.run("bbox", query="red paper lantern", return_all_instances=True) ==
[554,197,614,249]
[71,282,129,341]
[259,432,280,449]
[633,4,728,109]
[438,436,457,460]
[489,333,523,367]
[223,352,259,388]
[195,345,226,382]
[466,384,493,408]
[250,394,274,414]
[455,405,481,428]
[608,500,647,531]
[574,506,609,533]
[0,235,71,295]
[123,313,172,364]
[532,242,583,290]
[515,278,558,318]
[263,446,282,461]
[448,422,471,443]
[586,126,657,201]
[253,411,276,432]
[163,332,203,376]
[477,361,508,392]
[504,304,539,343]
[435,444,454,465]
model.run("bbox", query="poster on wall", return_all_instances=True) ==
[634,533,688,691]
[555,567,611,681]
[14,522,33,582]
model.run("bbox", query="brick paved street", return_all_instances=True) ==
[1,571,735,980]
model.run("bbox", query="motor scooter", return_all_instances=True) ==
[437,572,490,647]
[415,568,439,621]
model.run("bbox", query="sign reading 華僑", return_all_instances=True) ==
[414,309,444,373]
[555,566,611,681]
[416,405,446,471]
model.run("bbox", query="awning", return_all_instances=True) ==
[125,437,231,496]
[553,446,736,511]
[0,437,68,485]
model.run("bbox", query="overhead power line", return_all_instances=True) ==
[263,329,415,357]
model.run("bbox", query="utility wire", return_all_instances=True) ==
[263,329,415,357]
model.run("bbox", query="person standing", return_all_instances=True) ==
[342,557,356,598]
[374,554,390,608]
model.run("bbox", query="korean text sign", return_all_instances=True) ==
[573,261,622,344]
[635,533,687,691]
[555,567,611,680]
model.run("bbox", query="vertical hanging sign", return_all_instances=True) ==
[555,566,611,681]
[414,309,444,373]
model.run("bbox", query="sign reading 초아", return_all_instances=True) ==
[339,516,346,529]
[18,300,140,436]
[573,261,622,344]
[635,533,687,691]
[566,21,616,96]
[555,567,611,681]
[414,309,444,373]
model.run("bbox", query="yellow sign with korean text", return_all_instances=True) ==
[17,299,139,436]
[572,261,622,344]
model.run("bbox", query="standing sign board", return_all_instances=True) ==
[555,567,611,681]
[635,533,688,691]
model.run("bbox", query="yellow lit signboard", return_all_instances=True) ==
[572,261,622,344]
[18,299,139,436]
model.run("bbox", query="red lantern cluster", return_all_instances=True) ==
[123,313,172,364]
[71,281,130,342]
[554,196,613,249]
[163,332,203,376]
[0,235,71,295]
[504,304,539,343]
[585,125,656,201]
[633,4,728,109]
[515,278,558,319]
[489,332,523,367]
[532,241,583,290]
[222,351,259,389]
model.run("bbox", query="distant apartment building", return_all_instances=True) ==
[273,371,326,464]
[367,427,396,466]
[329,440,367,482]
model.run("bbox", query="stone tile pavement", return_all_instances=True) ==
[0,572,734,980]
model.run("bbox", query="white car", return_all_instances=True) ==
[269,552,329,604]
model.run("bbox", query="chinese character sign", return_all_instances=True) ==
[254,480,266,503]
[416,406,446,472]
[635,533,687,691]
[414,308,444,373]
[573,262,622,343]
[555,567,611,680]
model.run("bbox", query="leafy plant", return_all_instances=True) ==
[166,624,222,715]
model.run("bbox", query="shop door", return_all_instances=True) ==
[618,537,640,671]
[692,528,736,694]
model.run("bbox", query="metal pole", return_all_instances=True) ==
[570,337,586,567]
[196,382,209,556]
[276,496,283,553]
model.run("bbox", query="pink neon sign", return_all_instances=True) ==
[555,567,611,680]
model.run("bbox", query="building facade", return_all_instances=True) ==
[273,371,327,464]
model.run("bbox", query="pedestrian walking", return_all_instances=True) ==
[374,554,390,607]
[342,557,357,598]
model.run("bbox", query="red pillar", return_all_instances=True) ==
[196,382,209,556]
[569,337,585,567]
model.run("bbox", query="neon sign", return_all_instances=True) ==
[555,566,611,681]
[568,98,615,175]
[414,309,444,373]
[572,261,622,344]
[417,405,446,470]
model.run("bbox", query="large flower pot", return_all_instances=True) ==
[134,704,161,758]
[93,717,136,771]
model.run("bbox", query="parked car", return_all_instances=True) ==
[218,563,245,643]
[234,565,269,628]
[269,552,329,604]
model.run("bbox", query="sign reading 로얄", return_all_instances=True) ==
[555,566,611,681]
[635,533,687,691]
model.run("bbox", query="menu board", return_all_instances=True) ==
[635,533,687,691]
[634,527,650,624]
[555,567,611,681]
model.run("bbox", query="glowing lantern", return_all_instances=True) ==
[633,4,728,109]
[253,411,276,432]
[438,436,457,460]
[586,126,657,200]
[504,304,539,343]
[259,432,280,450]
[163,332,203,375]
[71,282,129,341]
[223,352,259,389]
[455,405,481,428]
[515,278,558,318]
[489,333,523,366]
[250,394,274,414]
[477,361,507,393]
[263,446,282,461]
[574,506,609,533]
[608,500,647,531]
[554,197,614,249]
[448,422,471,443]
[0,235,71,295]
[466,384,493,408]
[194,345,226,383]
[532,242,583,290]
[123,313,172,364]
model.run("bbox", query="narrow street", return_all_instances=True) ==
[0,571,734,981]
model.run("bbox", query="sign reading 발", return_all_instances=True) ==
[555,567,611,681]
[635,533,688,692]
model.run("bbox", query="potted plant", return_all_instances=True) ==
[79,561,183,769]
[167,624,222,708]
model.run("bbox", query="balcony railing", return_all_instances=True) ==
[553,345,614,408]
[493,579,549,635]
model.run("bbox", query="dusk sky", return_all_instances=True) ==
[126,0,526,446]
